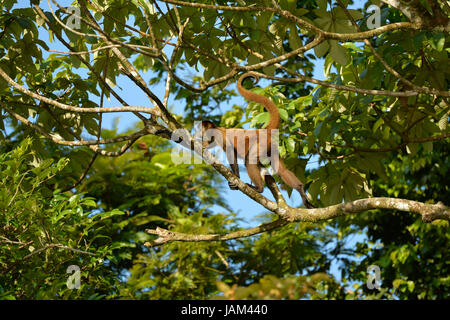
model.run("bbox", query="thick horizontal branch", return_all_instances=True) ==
[144,197,449,246]
[288,197,449,223]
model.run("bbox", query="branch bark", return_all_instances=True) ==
[145,197,449,246]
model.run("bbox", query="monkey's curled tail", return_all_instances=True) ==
[237,72,280,130]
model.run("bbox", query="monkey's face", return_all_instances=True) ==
[195,121,218,148]
[201,120,216,131]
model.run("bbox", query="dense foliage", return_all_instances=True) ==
[0,0,448,299]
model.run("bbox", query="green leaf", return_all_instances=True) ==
[419,0,433,15]
[423,141,433,153]
[347,9,364,20]
[373,118,384,132]
[302,144,309,155]
[250,112,270,127]
[317,0,327,12]
[302,96,313,107]
[407,281,415,293]
[82,199,97,207]
[286,137,296,153]
[429,33,445,52]
[314,40,329,58]
[279,108,289,121]
[288,26,302,50]
[329,41,348,65]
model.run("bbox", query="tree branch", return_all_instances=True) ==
[0,67,161,116]
[2,105,150,146]
[145,218,288,246]
[144,197,449,246]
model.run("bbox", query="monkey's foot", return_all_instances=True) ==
[228,182,239,190]
[303,199,315,209]
[295,187,315,209]
[247,183,264,193]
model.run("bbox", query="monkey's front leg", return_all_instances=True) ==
[228,163,240,190]
[245,163,264,193]
[225,141,240,190]
[229,164,263,192]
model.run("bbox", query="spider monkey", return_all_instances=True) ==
[201,72,314,209]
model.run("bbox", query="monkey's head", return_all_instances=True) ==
[201,120,216,131]
[196,120,218,148]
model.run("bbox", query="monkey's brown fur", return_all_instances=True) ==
[201,72,314,208]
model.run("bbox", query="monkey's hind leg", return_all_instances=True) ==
[244,144,265,193]
[245,163,264,193]
[274,160,315,209]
